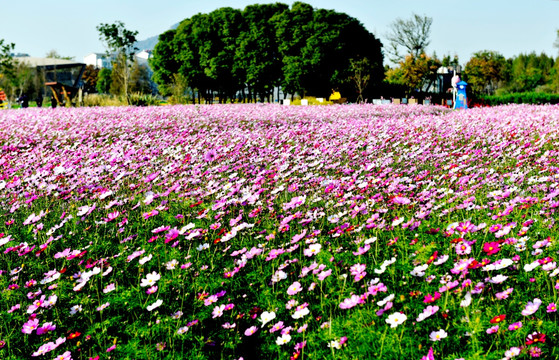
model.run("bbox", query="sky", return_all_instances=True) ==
[1,0,558,66]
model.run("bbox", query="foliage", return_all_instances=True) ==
[386,53,441,95]
[506,53,555,93]
[82,93,125,106]
[385,13,432,63]
[166,73,192,104]
[463,51,508,94]
[96,68,112,94]
[479,91,559,105]
[45,50,74,60]
[150,2,383,103]
[149,29,179,96]
[0,59,37,104]
[127,92,161,106]
[82,65,99,94]
[97,21,139,103]
[349,57,371,103]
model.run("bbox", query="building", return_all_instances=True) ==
[84,53,113,69]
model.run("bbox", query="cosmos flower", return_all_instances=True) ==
[147,299,163,311]
[140,272,161,287]
[386,312,407,328]
[429,329,448,341]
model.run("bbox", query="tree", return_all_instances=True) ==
[150,29,180,96]
[150,2,383,103]
[237,3,288,102]
[349,57,371,103]
[96,68,112,94]
[0,39,15,75]
[129,60,153,94]
[386,13,432,63]
[82,65,99,93]
[400,53,441,93]
[507,52,554,93]
[464,50,508,94]
[96,21,138,103]
[45,50,74,60]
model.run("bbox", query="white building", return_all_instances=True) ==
[84,51,152,69]
[83,53,114,69]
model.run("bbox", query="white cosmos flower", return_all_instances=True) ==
[147,299,163,311]
[275,333,291,346]
[460,292,472,307]
[386,312,407,328]
[140,272,161,287]
[260,311,276,326]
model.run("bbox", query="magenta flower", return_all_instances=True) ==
[36,322,56,335]
[142,210,159,220]
[486,325,499,334]
[483,241,500,255]
[204,149,217,162]
[22,318,39,334]
[547,302,557,313]
[508,322,523,331]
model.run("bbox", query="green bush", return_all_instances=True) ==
[127,93,161,107]
[480,92,559,105]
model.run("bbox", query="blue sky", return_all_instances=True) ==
[2,0,558,66]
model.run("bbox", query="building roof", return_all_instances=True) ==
[17,57,84,68]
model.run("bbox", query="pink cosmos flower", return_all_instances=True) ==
[522,298,542,316]
[204,149,217,162]
[287,281,303,296]
[508,322,522,331]
[421,347,434,360]
[36,322,56,335]
[317,269,332,281]
[455,242,471,255]
[244,326,258,336]
[22,318,39,334]
[547,302,557,313]
[105,211,119,222]
[53,351,72,360]
[270,321,285,333]
[483,241,500,255]
[142,210,159,220]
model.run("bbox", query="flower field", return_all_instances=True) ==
[1,104,559,360]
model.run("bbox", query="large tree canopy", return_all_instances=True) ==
[150,2,383,103]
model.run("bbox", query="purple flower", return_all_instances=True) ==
[36,322,56,335]
[204,149,217,162]
[508,322,522,331]
[547,302,557,313]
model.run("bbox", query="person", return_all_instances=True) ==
[329,89,341,102]
[18,94,29,108]
[51,95,57,108]
[36,93,43,107]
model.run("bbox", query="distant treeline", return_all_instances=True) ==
[149,2,383,103]
[463,51,559,95]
